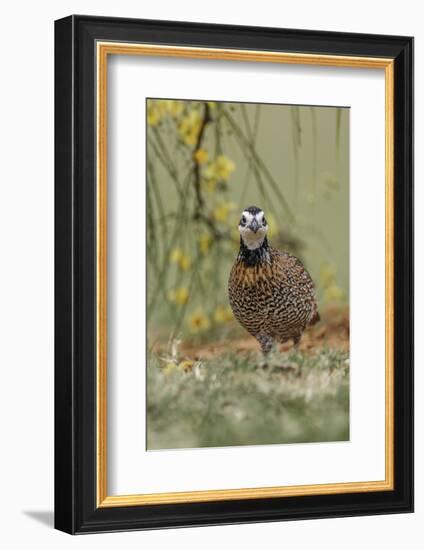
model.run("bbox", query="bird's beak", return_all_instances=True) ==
[249,218,260,233]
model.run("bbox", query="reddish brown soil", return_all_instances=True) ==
[151,306,349,361]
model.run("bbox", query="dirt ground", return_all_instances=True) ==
[152,306,349,361]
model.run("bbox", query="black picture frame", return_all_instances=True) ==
[55,14,414,534]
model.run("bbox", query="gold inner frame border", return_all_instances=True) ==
[96,42,394,508]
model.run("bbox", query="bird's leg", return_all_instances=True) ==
[257,335,274,369]
[289,334,302,376]
[292,333,301,349]
[261,335,299,374]
[259,335,274,355]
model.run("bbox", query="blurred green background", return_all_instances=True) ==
[147,99,349,343]
[146,99,349,449]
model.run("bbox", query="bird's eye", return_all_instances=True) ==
[262,217,267,226]
[240,216,247,225]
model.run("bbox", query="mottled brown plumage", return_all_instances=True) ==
[228,206,319,354]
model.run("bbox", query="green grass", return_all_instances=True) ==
[147,348,349,450]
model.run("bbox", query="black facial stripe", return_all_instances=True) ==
[244,205,262,216]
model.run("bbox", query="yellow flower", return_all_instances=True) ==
[178,109,202,146]
[147,102,162,126]
[169,248,191,271]
[194,148,209,165]
[204,164,214,180]
[169,247,183,263]
[147,99,184,125]
[324,284,344,302]
[167,287,189,305]
[163,359,195,374]
[214,155,236,180]
[213,202,236,223]
[213,305,234,324]
[160,99,183,118]
[198,233,212,254]
[205,155,236,182]
[163,361,177,375]
[188,311,210,333]
[178,360,195,373]
[319,262,345,303]
[320,263,336,287]
[178,254,191,271]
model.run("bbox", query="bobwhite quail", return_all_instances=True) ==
[228,206,320,354]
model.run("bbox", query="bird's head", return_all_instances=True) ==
[238,206,268,250]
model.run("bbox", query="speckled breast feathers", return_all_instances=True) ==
[228,206,319,353]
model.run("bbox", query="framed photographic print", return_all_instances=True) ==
[54,15,413,534]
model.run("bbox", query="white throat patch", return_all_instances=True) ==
[242,234,265,250]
